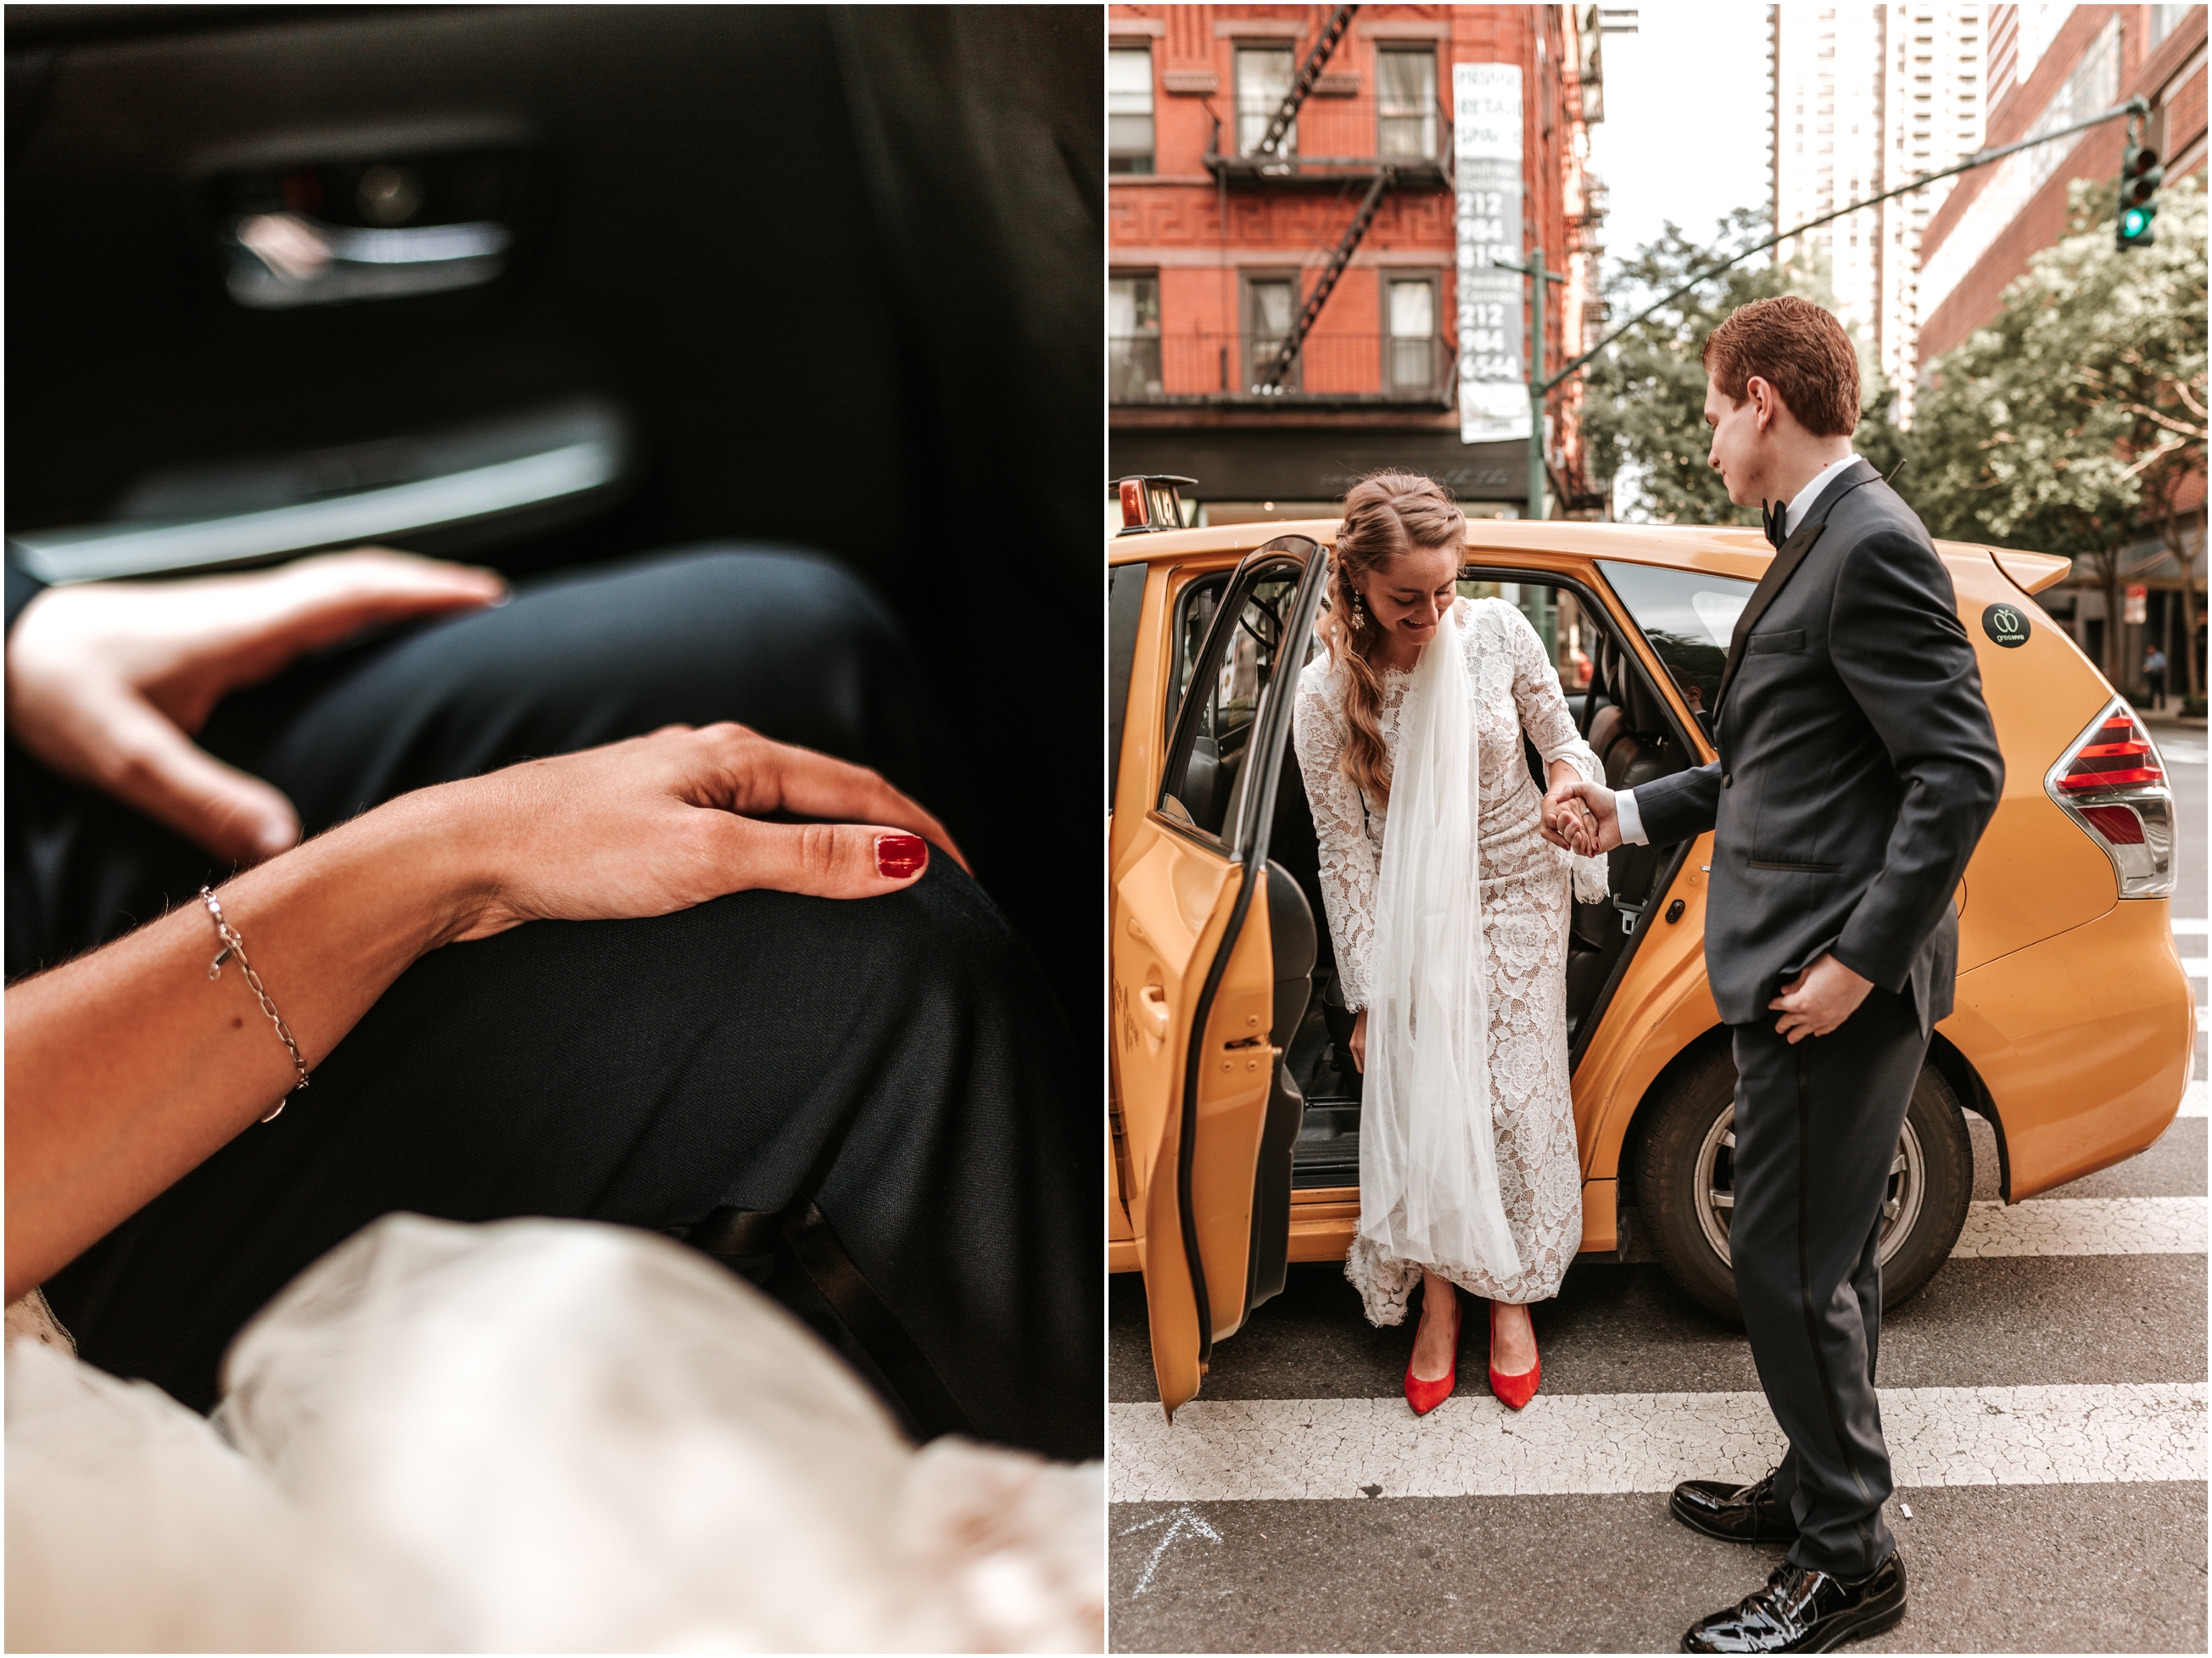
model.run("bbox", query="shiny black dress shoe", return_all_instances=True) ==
[1671,1471,1799,1544]
[1682,1554,1906,1654]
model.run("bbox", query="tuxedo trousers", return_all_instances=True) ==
[14,547,1098,1461]
[1729,987,1926,1577]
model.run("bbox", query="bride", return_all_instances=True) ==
[1292,472,1606,1415]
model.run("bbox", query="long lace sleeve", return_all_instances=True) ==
[1496,602,1610,903]
[1292,662,1381,1011]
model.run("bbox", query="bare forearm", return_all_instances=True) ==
[4,786,492,1301]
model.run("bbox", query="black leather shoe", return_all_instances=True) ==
[1682,1554,1906,1654]
[1671,1471,1799,1544]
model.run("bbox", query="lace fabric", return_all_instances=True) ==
[1292,598,1606,1317]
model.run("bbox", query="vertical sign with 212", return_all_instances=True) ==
[1454,62,1527,445]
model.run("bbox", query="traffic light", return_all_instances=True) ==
[2118,137,2164,249]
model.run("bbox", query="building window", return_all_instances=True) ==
[1237,46,1297,156]
[2150,4,2190,47]
[1385,275,1438,395]
[1244,275,1299,390]
[1109,47,1155,176]
[1377,47,1438,159]
[1109,273,1161,399]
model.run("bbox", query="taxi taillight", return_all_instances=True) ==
[2045,700,2175,898]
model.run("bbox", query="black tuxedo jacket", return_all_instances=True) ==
[1633,459,2005,1034]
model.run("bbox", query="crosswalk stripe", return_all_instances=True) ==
[1107,1382,2207,1504]
[2186,961,2208,980]
[2175,918,2209,935]
[1952,1197,2204,1256]
[2198,1005,2209,1033]
[2181,1080,2207,1118]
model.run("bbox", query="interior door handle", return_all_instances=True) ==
[228,212,511,309]
[1139,983,1171,1040]
[8,399,627,584]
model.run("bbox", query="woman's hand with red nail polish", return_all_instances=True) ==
[874,834,928,880]
[422,722,964,941]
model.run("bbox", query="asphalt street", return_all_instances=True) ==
[1109,718,2208,1653]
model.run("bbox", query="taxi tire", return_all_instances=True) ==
[1634,1044,1975,1326]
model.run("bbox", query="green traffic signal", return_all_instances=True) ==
[2118,139,2164,249]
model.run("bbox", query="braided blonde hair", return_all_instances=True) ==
[1315,471,1466,808]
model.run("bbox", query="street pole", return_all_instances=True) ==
[1493,247,1567,524]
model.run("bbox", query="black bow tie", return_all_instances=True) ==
[1761,498,1788,551]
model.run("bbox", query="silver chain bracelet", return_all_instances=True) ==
[199,887,310,1123]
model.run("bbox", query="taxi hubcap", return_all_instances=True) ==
[1695,1106,1925,1270]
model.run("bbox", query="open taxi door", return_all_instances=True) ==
[1109,538,1327,1417]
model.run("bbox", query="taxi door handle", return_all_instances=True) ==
[1138,983,1171,1040]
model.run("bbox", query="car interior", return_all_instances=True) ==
[6,4,1102,1023]
[1170,570,1699,1193]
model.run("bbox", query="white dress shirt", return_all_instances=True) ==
[1615,453,1858,847]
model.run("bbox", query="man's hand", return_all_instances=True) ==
[1539,777,1622,857]
[1768,954,1874,1044]
[5,550,506,865]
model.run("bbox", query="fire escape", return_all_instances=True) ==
[1204,3,1453,396]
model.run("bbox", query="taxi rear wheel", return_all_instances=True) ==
[1633,1044,1975,1325]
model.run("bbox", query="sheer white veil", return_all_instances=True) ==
[1358,600,1522,1285]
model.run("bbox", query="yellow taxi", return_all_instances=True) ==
[1106,477,2196,1416]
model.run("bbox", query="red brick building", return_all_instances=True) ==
[1109,4,1606,523]
[1918,4,2204,361]
[1913,4,2205,695]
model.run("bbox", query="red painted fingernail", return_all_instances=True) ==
[875,834,927,879]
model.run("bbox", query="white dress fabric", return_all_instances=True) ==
[1293,596,1606,1321]
[5,1214,1102,1653]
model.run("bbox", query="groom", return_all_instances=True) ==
[1548,296,2003,1653]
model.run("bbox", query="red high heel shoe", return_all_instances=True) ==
[1489,1300,1541,1410]
[1403,1287,1461,1415]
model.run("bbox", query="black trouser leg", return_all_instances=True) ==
[8,545,952,980]
[42,861,1098,1460]
[1730,989,1926,1577]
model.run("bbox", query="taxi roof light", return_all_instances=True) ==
[2045,700,2174,897]
[1114,474,1196,537]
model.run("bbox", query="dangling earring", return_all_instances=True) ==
[1349,588,1370,630]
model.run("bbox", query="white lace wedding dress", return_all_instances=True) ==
[1293,596,1606,1324]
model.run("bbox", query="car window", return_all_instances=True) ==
[1596,561,1754,725]
[1159,568,1301,843]
[1167,573,1228,740]
[1108,562,1148,800]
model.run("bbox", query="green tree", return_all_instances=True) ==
[1582,209,1907,525]
[1908,175,2206,689]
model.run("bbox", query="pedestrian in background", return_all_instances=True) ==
[2144,643,2169,711]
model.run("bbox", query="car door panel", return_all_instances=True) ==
[1110,538,1326,1415]
[1110,799,1242,1415]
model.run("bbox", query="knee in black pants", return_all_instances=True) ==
[45,862,1097,1460]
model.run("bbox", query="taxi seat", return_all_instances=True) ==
[1180,734,1222,829]
[1565,621,1691,1037]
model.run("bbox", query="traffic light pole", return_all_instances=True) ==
[1485,94,2152,522]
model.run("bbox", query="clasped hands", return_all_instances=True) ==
[1537,773,1617,860]
[1538,775,1872,1043]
